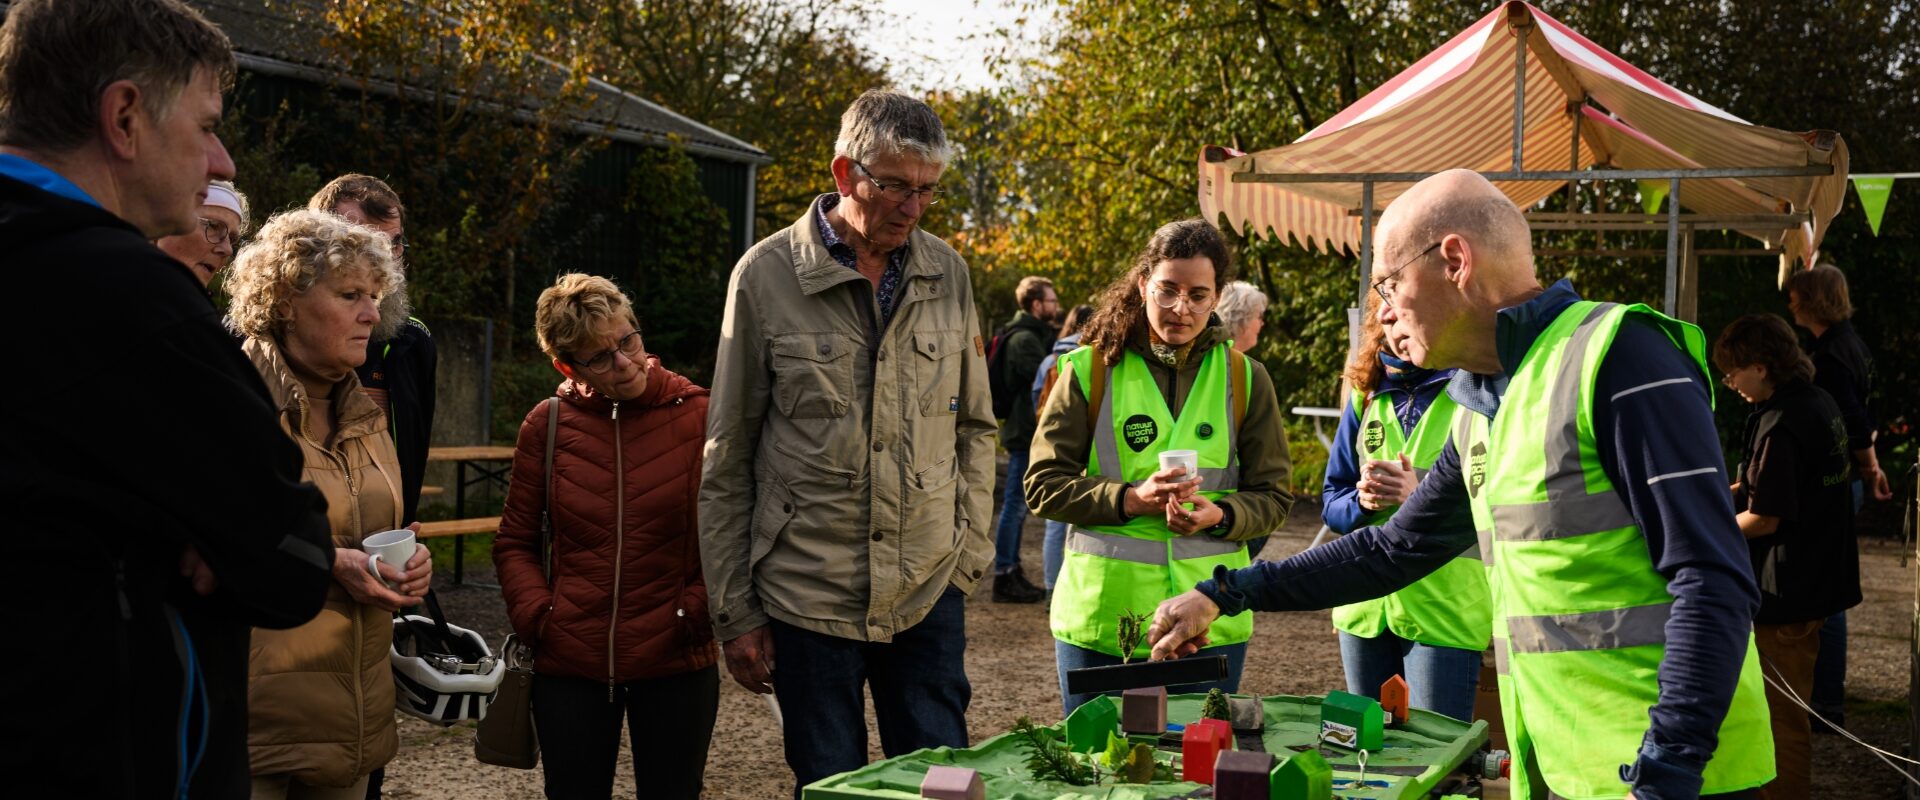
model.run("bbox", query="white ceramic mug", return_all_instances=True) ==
[362,529,419,590]
[1158,449,1201,484]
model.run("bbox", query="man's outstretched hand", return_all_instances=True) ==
[1147,590,1222,662]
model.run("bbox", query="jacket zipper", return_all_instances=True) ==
[297,391,368,775]
[608,399,624,702]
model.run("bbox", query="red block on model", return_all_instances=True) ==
[1180,718,1234,784]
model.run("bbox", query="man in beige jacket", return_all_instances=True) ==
[699,89,995,795]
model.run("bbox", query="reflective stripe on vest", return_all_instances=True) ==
[1065,526,1245,564]
[1464,300,1772,799]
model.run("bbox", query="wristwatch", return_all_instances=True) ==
[1206,504,1235,536]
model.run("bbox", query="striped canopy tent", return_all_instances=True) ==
[1197,0,1849,316]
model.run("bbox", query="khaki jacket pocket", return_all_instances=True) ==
[913,330,964,416]
[771,333,855,419]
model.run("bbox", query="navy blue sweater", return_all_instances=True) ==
[1321,358,1457,535]
[1200,281,1760,800]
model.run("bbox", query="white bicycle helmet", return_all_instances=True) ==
[390,591,506,725]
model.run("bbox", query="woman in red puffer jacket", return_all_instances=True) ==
[494,273,716,800]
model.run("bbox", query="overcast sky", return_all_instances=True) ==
[867,0,1043,92]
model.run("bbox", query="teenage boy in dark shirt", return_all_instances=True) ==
[1714,313,1860,800]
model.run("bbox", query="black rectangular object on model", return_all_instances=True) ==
[1063,656,1229,695]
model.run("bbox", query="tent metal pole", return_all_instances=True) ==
[1664,177,1681,314]
[1512,25,1528,172]
[1566,103,1582,209]
[1360,181,1375,310]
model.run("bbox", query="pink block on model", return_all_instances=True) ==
[919,765,984,800]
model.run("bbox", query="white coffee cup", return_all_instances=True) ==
[362,529,419,590]
[1158,449,1201,484]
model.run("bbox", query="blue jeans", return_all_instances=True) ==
[1042,520,1067,589]
[1054,639,1246,717]
[993,448,1031,574]
[1337,630,1481,722]
[770,588,971,797]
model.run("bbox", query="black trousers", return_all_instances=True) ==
[531,665,720,800]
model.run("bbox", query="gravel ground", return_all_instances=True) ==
[384,485,1917,799]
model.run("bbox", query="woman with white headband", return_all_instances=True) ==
[157,179,250,287]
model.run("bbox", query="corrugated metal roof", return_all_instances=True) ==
[187,0,770,164]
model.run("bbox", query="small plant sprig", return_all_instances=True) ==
[1201,688,1230,721]
[1014,716,1097,786]
[1116,608,1151,663]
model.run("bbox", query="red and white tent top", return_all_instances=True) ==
[1198,1,1848,264]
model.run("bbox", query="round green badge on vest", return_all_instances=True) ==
[1196,422,1213,439]
[1362,420,1385,452]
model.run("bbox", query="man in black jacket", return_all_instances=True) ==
[310,174,438,524]
[0,1,333,797]
[990,275,1058,602]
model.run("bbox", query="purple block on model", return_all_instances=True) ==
[1120,686,1168,734]
[919,765,984,800]
[1212,749,1278,800]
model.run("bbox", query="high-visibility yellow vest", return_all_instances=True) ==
[1330,389,1491,651]
[1458,300,1773,799]
[1051,343,1252,658]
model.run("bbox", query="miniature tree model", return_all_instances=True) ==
[1014,717,1097,786]
[1201,688,1230,721]
[1116,608,1150,663]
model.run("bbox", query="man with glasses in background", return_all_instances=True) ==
[701,89,996,795]
[156,179,249,288]
[309,174,437,529]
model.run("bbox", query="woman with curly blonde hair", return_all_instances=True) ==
[226,209,432,799]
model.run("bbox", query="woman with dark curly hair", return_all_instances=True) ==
[1025,218,1294,714]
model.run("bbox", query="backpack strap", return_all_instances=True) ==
[540,398,559,586]
[1084,355,1108,434]
[1227,348,1248,434]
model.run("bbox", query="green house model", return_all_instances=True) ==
[1271,749,1333,799]
[1318,690,1384,751]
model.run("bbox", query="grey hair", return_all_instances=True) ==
[1215,280,1269,334]
[833,89,952,166]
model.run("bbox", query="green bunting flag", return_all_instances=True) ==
[1637,180,1668,215]
[1853,176,1894,236]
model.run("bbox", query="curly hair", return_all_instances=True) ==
[535,273,638,362]
[1712,313,1815,386]
[224,209,400,340]
[1080,218,1233,365]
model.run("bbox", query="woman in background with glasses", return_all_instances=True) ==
[156,179,249,288]
[1025,218,1295,714]
[493,273,718,800]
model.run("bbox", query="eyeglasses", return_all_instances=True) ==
[852,161,944,206]
[1147,284,1214,310]
[1372,241,1443,308]
[1720,364,1754,387]
[199,217,234,247]
[570,330,644,375]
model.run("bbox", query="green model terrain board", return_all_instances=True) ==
[802,693,1489,799]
